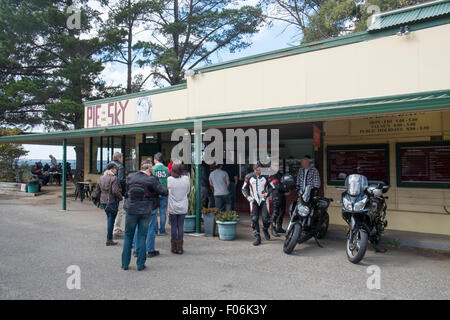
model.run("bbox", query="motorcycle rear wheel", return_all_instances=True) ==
[283,223,301,254]
[346,228,368,264]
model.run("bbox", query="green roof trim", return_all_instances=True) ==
[2,89,450,144]
[83,82,187,107]
[368,0,450,31]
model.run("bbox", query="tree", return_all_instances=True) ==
[100,0,162,93]
[259,0,430,44]
[0,0,106,173]
[134,0,265,86]
[0,128,29,182]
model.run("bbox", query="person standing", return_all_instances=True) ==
[167,163,190,254]
[152,152,169,235]
[268,161,286,237]
[121,160,168,271]
[209,164,231,212]
[224,163,239,211]
[242,162,273,246]
[97,163,123,246]
[49,154,57,167]
[109,152,126,238]
[296,155,321,193]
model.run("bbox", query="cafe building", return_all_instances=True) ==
[1,0,449,236]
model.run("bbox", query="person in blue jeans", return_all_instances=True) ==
[121,160,168,271]
[153,152,169,234]
[132,207,160,258]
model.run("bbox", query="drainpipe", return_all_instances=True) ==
[62,138,67,211]
[194,121,202,233]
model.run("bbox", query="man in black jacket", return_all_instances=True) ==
[268,161,286,237]
[121,160,168,271]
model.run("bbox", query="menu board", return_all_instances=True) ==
[398,143,450,186]
[328,145,388,184]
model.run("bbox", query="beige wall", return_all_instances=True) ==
[152,89,189,122]
[323,111,450,235]
[180,24,450,118]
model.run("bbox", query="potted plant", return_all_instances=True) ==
[184,166,197,233]
[202,207,219,237]
[215,211,239,241]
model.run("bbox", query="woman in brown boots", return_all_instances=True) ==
[167,162,190,254]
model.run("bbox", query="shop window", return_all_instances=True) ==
[124,135,137,173]
[396,141,450,188]
[327,144,390,185]
[90,136,133,174]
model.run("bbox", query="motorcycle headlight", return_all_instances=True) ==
[353,198,368,211]
[298,205,310,217]
[343,197,353,211]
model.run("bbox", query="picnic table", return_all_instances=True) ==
[75,181,95,202]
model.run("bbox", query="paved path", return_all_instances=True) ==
[0,191,449,300]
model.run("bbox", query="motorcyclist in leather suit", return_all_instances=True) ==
[268,161,286,237]
[242,162,273,246]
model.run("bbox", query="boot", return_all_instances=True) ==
[171,240,177,254]
[276,223,286,234]
[263,228,271,241]
[271,224,279,237]
[253,234,261,246]
[373,243,387,253]
[106,240,118,246]
[177,240,184,254]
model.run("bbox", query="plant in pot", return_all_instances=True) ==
[184,166,197,233]
[202,207,219,237]
[215,211,239,241]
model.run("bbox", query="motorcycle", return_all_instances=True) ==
[340,174,390,264]
[283,184,333,254]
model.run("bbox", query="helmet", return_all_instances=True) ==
[280,174,295,192]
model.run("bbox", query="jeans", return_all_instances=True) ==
[132,209,158,253]
[102,203,118,241]
[169,214,186,241]
[158,197,168,234]
[214,194,231,212]
[122,213,150,269]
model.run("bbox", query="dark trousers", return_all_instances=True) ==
[102,203,118,241]
[272,196,286,226]
[122,214,150,269]
[215,194,231,212]
[250,200,270,236]
[170,214,186,241]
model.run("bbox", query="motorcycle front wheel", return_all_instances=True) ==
[283,223,301,254]
[346,228,368,264]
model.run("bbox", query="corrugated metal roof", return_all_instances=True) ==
[368,0,450,31]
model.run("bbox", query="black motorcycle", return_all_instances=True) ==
[341,174,390,264]
[283,185,333,254]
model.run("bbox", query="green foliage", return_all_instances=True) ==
[215,211,239,222]
[0,128,29,182]
[135,0,265,85]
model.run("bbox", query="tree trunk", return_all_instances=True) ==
[74,145,84,181]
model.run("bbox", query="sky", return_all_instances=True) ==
[21,1,301,161]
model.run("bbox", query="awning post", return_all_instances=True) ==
[62,138,67,211]
[194,121,202,233]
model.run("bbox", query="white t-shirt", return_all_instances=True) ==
[167,176,191,214]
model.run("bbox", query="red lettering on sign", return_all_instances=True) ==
[108,103,114,126]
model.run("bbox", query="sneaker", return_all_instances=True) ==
[147,251,160,258]
[137,265,146,271]
[121,266,129,271]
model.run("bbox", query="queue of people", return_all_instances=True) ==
[96,152,191,271]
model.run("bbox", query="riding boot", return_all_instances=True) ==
[373,243,387,253]
[263,227,271,241]
[271,223,279,237]
[179,240,184,254]
[253,234,261,246]
[276,222,286,234]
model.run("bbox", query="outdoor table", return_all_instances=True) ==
[75,181,95,202]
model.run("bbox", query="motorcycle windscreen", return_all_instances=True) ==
[345,174,368,197]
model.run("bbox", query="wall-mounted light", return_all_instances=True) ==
[397,25,410,36]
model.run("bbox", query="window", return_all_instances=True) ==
[327,144,390,185]
[90,136,135,174]
[396,141,450,188]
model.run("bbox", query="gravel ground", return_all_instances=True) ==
[0,189,449,300]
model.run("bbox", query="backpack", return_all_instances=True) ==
[127,183,148,201]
